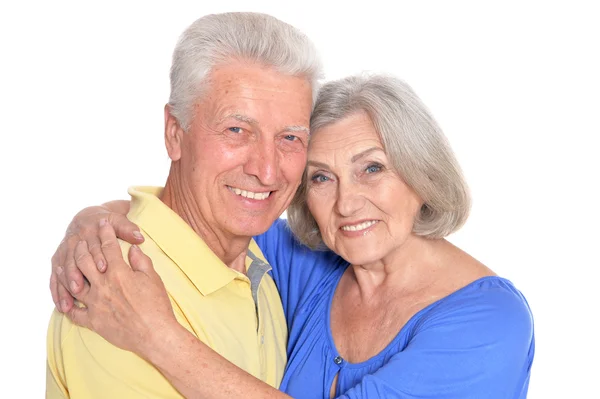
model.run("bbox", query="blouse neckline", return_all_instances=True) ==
[324,266,506,369]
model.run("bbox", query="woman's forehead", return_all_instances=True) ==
[309,113,383,155]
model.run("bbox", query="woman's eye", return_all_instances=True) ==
[228,127,243,134]
[365,163,382,174]
[310,174,330,183]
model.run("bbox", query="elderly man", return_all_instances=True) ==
[46,12,321,398]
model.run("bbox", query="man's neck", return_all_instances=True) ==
[160,165,251,273]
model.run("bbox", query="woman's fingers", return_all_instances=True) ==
[51,234,82,312]
[66,304,91,330]
[73,240,104,290]
[58,222,176,356]
[86,214,143,272]
[50,205,141,313]
[72,212,109,274]
[57,283,75,313]
[99,220,131,274]
[49,269,60,311]
[128,244,155,276]
[109,211,145,245]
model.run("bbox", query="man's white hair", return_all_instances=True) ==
[168,12,323,131]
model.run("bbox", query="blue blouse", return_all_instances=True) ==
[255,219,535,399]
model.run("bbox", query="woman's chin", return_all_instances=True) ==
[339,250,382,267]
[332,238,390,267]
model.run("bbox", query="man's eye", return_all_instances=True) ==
[228,127,243,133]
[284,134,298,141]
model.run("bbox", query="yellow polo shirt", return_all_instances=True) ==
[46,186,287,398]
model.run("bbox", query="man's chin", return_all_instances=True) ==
[227,217,277,238]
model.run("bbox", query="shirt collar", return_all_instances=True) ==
[126,186,266,296]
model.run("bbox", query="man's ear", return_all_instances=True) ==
[164,104,183,161]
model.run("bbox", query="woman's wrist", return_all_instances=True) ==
[142,318,190,367]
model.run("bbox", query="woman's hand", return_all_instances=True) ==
[67,219,177,357]
[58,220,287,399]
[50,200,143,313]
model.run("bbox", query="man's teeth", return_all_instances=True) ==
[229,187,271,200]
[341,220,377,232]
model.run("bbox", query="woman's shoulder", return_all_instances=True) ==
[422,276,534,339]
[428,240,530,313]
[448,276,530,304]
[439,242,530,319]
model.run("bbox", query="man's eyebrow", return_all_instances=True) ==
[283,125,310,135]
[220,113,258,125]
[219,114,309,134]
[351,147,384,163]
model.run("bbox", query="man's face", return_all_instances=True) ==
[167,60,312,240]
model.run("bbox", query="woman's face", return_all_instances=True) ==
[306,111,423,265]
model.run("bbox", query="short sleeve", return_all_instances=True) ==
[338,279,535,399]
[46,311,71,398]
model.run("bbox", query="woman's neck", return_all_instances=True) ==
[348,236,442,300]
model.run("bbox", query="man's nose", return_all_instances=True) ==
[244,139,278,186]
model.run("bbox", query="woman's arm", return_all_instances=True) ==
[145,321,289,398]
[63,220,535,399]
[68,220,291,399]
[50,199,141,313]
[68,224,535,399]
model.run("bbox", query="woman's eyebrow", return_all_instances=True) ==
[351,147,384,163]
[307,160,329,169]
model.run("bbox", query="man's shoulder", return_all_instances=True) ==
[47,305,181,398]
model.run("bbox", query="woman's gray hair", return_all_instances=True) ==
[288,74,471,248]
[168,12,323,131]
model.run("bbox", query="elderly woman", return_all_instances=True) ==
[50,74,534,398]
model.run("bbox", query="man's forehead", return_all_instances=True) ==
[205,62,312,106]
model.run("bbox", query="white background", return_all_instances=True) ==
[1,0,598,397]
